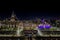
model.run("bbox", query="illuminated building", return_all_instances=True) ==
[0,11,37,37]
[0,11,60,38]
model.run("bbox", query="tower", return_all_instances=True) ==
[10,11,17,22]
[11,11,16,18]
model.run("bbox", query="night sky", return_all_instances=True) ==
[0,2,60,20]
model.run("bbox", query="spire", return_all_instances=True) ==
[10,11,18,22]
[11,11,16,18]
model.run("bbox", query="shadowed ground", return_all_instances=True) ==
[0,36,60,40]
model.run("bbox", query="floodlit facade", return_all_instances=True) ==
[0,11,38,37]
[0,11,60,37]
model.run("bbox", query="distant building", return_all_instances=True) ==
[0,11,60,37]
[0,11,38,36]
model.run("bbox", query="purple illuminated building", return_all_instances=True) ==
[38,24,44,29]
[38,24,51,29]
[45,24,51,29]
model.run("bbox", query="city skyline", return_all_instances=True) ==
[0,2,60,40]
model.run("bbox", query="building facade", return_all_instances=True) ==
[0,11,60,38]
[0,11,38,37]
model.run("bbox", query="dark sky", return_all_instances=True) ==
[0,2,60,20]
